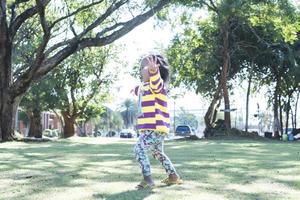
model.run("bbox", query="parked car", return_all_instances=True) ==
[93,130,102,137]
[106,130,117,137]
[175,125,194,137]
[120,129,136,138]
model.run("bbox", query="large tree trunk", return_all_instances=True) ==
[221,25,231,129]
[0,5,13,141]
[245,68,253,133]
[27,109,43,138]
[0,85,27,141]
[62,112,76,138]
[0,96,14,141]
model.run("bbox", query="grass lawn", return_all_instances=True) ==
[0,137,300,200]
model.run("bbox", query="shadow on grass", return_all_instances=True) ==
[0,138,299,200]
[93,190,154,200]
[0,139,138,199]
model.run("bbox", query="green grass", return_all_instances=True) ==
[0,137,300,200]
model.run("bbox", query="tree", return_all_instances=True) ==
[168,0,251,132]
[168,0,300,136]
[168,18,222,133]
[20,46,114,138]
[0,0,171,141]
[20,77,51,138]
[247,3,300,136]
[176,0,246,130]
[76,101,106,137]
[120,99,138,129]
[48,47,113,138]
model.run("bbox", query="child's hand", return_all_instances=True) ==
[146,56,159,73]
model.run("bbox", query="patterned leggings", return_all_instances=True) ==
[134,130,177,176]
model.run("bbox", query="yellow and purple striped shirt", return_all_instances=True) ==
[134,68,170,134]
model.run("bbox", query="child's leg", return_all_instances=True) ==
[134,135,152,177]
[152,135,177,176]
[134,130,159,178]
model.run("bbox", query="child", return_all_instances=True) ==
[133,54,183,189]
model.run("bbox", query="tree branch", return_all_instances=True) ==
[9,0,50,39]
[9,0,31,26]
[202,0,218,13]
[36,0,50,34]
[45,0,127,56]
[80,0,171,48]
[10,0,171,98]
[77,0,129,39]
[209,0,218,11]
[96,22,126,37]
[44,39,72,56]
[49,0,105,29]
[18,0,51,85]
[0,0,8,40]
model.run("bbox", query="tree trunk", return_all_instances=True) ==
[62,112,76,138]
[212,99,221,124]
[53,110,64,137]
[0,9,13,141]
[27,109,43,138]
[76,122,84,136]
[0,89,24,143]
[285,94,292,135]
[126,108,129,128]
[221,25,231,129]
[273,80,280,138]
[76,121,87,137]
[279,94,284,135]
[0,96,14,141]
[294,91,299,128]
[291,109,295,130]
[245,68,253,133]
[204,84,222,137]
[83,121,87,136]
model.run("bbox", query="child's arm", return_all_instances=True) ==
[147,56,163,93]
[149,68,163,93]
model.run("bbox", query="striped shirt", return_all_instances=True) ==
[134,68,170,134]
